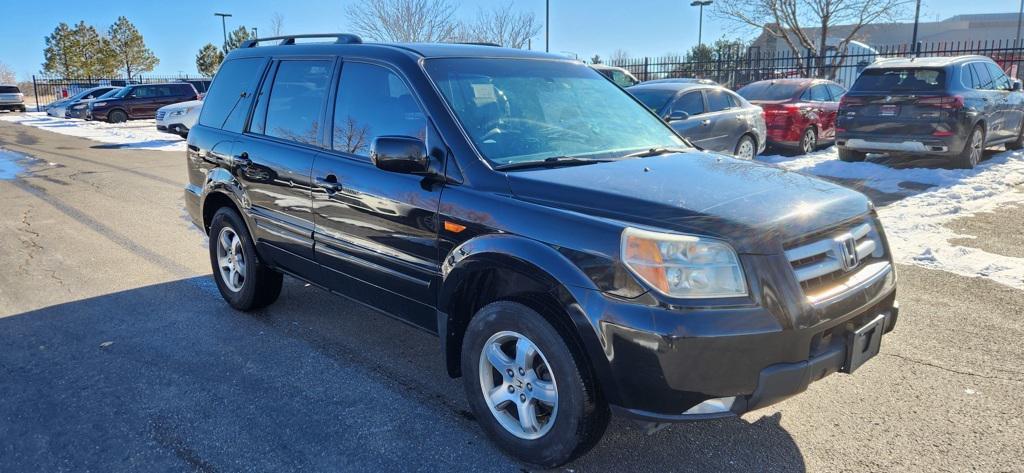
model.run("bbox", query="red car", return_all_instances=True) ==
[737,79,846,154]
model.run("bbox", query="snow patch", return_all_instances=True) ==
[759,147,1024,289]
[0,112,185,152]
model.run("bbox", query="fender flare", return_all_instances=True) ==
[199,167,253,232]
[437,233,622,404]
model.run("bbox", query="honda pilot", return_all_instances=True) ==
[184,34,899,467]
[837,55,1024,168]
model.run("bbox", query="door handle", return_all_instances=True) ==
[701,119,711,126]
[316,174,342,194]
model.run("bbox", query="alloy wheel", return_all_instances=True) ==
[478,331,558,440]
[968,129,982,166]
[216,227,246,292]
[801,129,815,154]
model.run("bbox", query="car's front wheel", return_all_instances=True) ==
[462,301,609,468]
[208,207,283,311]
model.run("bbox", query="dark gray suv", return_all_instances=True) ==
[837,55,1024,168]
[628,82,767,159]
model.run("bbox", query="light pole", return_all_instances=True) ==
[214,12,232,50]
[1016,0,1023,48]
[545,0,550,53]
[910,0,921,55]
[252,27,258,40]
[690,1,713,48]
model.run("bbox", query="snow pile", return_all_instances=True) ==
[760,147,1024,289]
[0,112,185,152]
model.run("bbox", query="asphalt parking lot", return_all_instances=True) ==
[1,120,1023,472]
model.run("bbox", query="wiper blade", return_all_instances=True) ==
[495,156,613,171]
[622,147,691,158]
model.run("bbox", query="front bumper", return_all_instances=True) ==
[593,254,897,422]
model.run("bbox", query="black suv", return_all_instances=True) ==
[88,82,198,123]
[837,55,1024,168]
[184,34,898,467]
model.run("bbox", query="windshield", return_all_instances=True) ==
[424,58,685,167]
[97,88,121,99]
[851,68,945,92]
[627,88,677,113]
[737,82,802,101]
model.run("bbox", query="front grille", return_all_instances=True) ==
[785,219,887,300]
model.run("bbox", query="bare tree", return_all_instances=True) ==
[714,0,913,75]
[610,49,631,63]
[0,62,16,84]
[270,12,285,36]
[459,2,541,48]
[347,0,459,42]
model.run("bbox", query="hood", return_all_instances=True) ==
[505,152,871,253]
[158,100,203,113]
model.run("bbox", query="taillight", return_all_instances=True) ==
[932,130,955,137]
[839,96,864,108]
[919,95,964,109]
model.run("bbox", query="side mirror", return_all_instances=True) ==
[1012,80,1022,92]
[667,110,690,122]
[371,136,430,174]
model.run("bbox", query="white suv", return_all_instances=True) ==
[155,100,203,137]
[0,84,26,112]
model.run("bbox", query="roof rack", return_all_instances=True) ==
[451,41,501,47]
[242,33,363,48]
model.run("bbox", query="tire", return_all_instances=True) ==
[838,147,867,162]
[462,301,609,468]
[953,125,984,169]
[799,127,817,155]
[208,207,283,311]
[733,134,756,160]
[1006,120,1024,151]
[107,109,128,123]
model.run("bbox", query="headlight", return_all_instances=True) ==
[93,102,107,107]
[621,227,747,298]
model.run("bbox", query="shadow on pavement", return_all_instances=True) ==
[0,276,805,472]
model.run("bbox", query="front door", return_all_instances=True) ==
[668,91,714,148]
[312,60,443,330]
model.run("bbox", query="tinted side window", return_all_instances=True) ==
[985,63,1011,90]
[810,85,830,101]
[826,84,846,100]
[970,63,993,90]
[172,84,194,96]
[331,62,427,156]
[199,57,266,132]
[255,60,333,146]
[671,92,704,115]
[706,89,733,112]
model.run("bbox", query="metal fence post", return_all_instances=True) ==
[32,75,41,112]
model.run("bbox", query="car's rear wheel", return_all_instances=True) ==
[208,207,283,311]
[462,301,609,468]
[107,109,128,123]
[838,147,866,162]
[799,128,817,155]
[954,125,984,169]
[734,134,756,160]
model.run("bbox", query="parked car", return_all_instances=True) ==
[642,77,718,86]
[627,81,766,158]
[591,64,639,87]
[737,78,846,154]
[837,55,1024,168]
[0,84,26,112]
[185,34,898,468]
[66,88,122,119]
[87,83,198,123]
[156,99,202,137]
[47,86,118,117]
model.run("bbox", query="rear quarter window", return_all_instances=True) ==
[199,58,267,132]
[852,68,945,92]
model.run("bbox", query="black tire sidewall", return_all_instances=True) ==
[957,126,984,168]
[108,110,127,123]
[461,301,593,467]
[208,208,263,310]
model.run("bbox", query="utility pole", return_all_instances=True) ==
[1016,0,1023,48]
[252,27,258,40]
[545,0,550,53]
[214,12,232,51]
[910,0,922,55]
[690,1,713,47]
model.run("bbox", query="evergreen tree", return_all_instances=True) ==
[42,23,76,76]
[43,21,117,78]
[196,43,224,76]
[224,26,254,53]
[107,16,159,79]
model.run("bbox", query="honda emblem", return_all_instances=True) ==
[834,234,860,271]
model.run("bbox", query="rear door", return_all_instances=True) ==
[667,91,713,147]
[703,88,745,152]
[807,84,838,141]
[966,62,1006,139]
[311,60,443,330]
[985,62,1017,139]
[236,58,336,276]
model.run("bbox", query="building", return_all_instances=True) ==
[752,12,1023,53]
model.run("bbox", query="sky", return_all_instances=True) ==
[1,0,1018,78]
